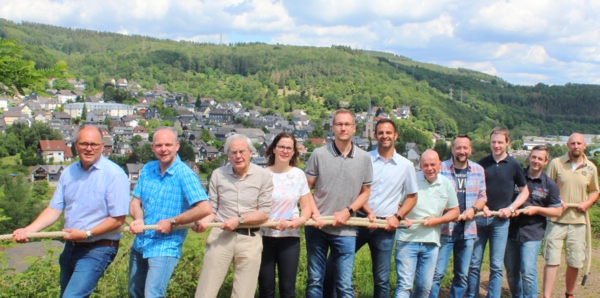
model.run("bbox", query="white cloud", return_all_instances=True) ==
[0,0,599,85]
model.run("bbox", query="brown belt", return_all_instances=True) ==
[72,240,120,247]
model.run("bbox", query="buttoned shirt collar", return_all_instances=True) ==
[77,155,105,171]
[225,163,255,178]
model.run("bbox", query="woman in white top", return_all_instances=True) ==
[258,132,312,298]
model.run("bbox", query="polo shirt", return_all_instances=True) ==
[132,155,209,258]
[367,149,418,217]
[508,168,562,242]
[50,155,130,242]
[439,159,487,239]
[395,172,458,246]
[478,154,527,211]
[305,142,373,236]
[209,162,273,223]
[547,154,599,224]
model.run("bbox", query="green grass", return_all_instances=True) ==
[0,154,20,166]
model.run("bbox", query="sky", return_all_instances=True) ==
[1,0,599,86]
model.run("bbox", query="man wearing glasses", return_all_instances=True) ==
[12,125,130,297]
[194,134,273,298]
[305,109,373,298]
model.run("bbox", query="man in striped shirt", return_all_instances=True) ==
[430,134,488,298]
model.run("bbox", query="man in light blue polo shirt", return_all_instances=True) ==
[128,128,211,298]
[395,150,459,298]
[357,119,418,298]
[13,125,130,297]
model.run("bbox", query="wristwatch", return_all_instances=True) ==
[170,218,177,227]
[85,230,93,240]
[346,206,354,214]
[472,206,480,214]
[509,205,515,214]
[394,213,403,221]
[238,215,245,224]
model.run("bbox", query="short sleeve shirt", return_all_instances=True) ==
[547,154,599,224]
[261,167,310,238]
[367,149,418,217]
[132,155,209,258]
[478,154,527,210]
[509,168,562,242]
[50,155,130,242]
[396,172,458,246]
[305,142,373,236]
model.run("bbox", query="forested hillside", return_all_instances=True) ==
[2,18,600,137]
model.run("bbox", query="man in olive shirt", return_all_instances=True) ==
[194,134,274,298]
[543,133,599,298]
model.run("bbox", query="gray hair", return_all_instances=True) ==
[224,134,254,153]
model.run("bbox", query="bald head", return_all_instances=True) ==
[153,129,178,143]
[567,132,586,160]
[421,149,441,183]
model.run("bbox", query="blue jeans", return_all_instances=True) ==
[429,227,476,298]
[305,226,356,298]
[467,216,509,298]
[504,238,542,298]
[355,227,395,298]
[128,248,180,298]
[394,241,439,298]
[58,241,118,298]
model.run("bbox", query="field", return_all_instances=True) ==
[1,227,599,297]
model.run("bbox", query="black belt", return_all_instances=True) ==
[234,228,259,236]
[356,211,387,220]
[72,239,120,247]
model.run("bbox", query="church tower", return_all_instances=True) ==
[363,100,374,138]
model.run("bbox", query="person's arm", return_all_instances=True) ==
[221,210,269,230]
[64,215,126,241]
[12,207,62,243]
[386,193,417,230]
[288,192,313,229]
[156,200,212,234]
[424,206,460,226]
[222,172,273,230]
[499,185,530,218]
[129,197,145,234]
[521,206,562,217]
[332,184,371,227]
[305,175,325,228]
[461,199,487,221]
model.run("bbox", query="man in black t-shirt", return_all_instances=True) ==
[467,127,529,298]
[505,145,562,298]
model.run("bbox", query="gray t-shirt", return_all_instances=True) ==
[305,142,373,236]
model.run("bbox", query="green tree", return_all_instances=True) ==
[103,116,112,126]
[52,78,74,90]
[433,141,452,161]
[81,103,87,119]
[0,38,67,96]
[310,125,325,138]
[178,140,196,162]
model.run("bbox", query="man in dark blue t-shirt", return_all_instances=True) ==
[505,145,562,298]
[467,127,529,298]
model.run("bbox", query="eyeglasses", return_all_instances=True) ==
[77,142,102,150]
[276,145,294,152]
[333,122,355,128]
[228,149,248,156]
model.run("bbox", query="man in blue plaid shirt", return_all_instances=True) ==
[128,128,211,298]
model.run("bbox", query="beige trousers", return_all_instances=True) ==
[195,228,263,298]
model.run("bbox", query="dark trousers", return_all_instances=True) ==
[258,236,301,298]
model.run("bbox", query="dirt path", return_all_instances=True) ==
[467,247,600,298]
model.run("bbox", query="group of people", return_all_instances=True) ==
[11,108,598,298]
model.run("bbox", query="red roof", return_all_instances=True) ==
[38,140,73,158]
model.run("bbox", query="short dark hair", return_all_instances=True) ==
[375,119,397,134]
[265,132,298,167]
[530,144,550,161]
[490,126,510,142]
[452,134,471,147]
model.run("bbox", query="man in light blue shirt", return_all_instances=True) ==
[13,125,130,297]
[395,150,460,298]
[128,128,211,298]
[357,119,418,298]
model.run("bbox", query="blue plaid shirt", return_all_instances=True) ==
[132,155,208,258]
[439,159,487,239]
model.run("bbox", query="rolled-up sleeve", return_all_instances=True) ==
[257,173,274,215]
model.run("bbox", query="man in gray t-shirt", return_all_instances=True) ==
[304,109,373,298]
